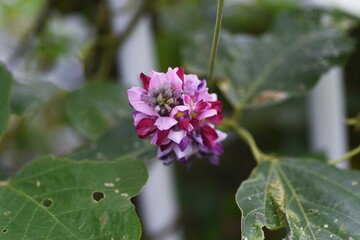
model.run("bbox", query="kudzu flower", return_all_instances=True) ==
[127,67,227,165]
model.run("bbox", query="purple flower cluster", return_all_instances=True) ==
[127,67,227,165]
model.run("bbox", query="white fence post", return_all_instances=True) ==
[308,67,348,168]
[107,1,183,239]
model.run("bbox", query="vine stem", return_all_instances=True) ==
[329,145,360,165]
[222,120,274,163]
[208,0,224,85]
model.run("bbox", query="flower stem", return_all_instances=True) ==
[329,145,360,165]
[208,0,224,85]
[223,120,274,163]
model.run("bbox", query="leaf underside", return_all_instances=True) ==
[0,156,148,240]
[183,11,354,109]
[67,119,156,163]
[65,83,131,140]
[236,158,360,240]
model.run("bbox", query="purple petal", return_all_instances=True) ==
[157,144,174,159]
[155,117,178,130]
[179,136,190,151]
[173,144,193,159]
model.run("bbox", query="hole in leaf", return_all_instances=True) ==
[42,198,53,208]
[2,228,8,233]
[93,192,105,202]
[106,231,110,235]
[263,227,287,239]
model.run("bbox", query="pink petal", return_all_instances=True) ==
[128,87,158,116]
[149,71,167,89]
[155,117,178,130]
[131,101,159,116]
[133,112,149,125]
[166,67,183,91]
[170,105,190,118]
[168,130,186,144]
[197,109,217,120]
[127,87,146,103]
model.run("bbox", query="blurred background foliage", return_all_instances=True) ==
[0,0,360,239]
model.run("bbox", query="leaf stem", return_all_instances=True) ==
[329,145,360,165]
[208,0,224,85]
[223,120,274,163]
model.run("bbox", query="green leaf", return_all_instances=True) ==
[11,81,62,115]
[236,158,360,239]
[0,155,148,239]
[183,11,354,108]
[68,119,156,162]
[65,83,131,140]
[0,63,13,142]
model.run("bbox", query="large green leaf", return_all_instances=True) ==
[236,158,360,239]
[184,11,354,108]
[68,120,156,163]
[0,155,148,239]
[0,64,13,141]
[65,83,131,140]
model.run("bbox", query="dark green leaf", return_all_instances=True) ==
[236,158,360,239]
[183,11,354,108]
[0,155,148,239]
[0,63,13,141]
[68,119,156,163]
[65,83,131,140]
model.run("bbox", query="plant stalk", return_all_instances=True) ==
[208,0,224,85]
[329,145,360,165]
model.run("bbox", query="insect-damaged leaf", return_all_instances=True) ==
[236,158,360,239]
[0,156,148,239]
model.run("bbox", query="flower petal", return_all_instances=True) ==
[168,130,186,144]
[173,144,193,159]
[140,73,151,90]
[166,67,183,91]
[177,66,185,82]
[197,109,217,120]
[200,125,218,147]
[170,105,190,118]
[155,117,178,130]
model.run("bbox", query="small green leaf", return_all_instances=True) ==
[184,11,354,109]
[236,158,360,239]
[68,119,156,162]
[65,83,131,140]
[0,63,13,142]
[0,156,148,239]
